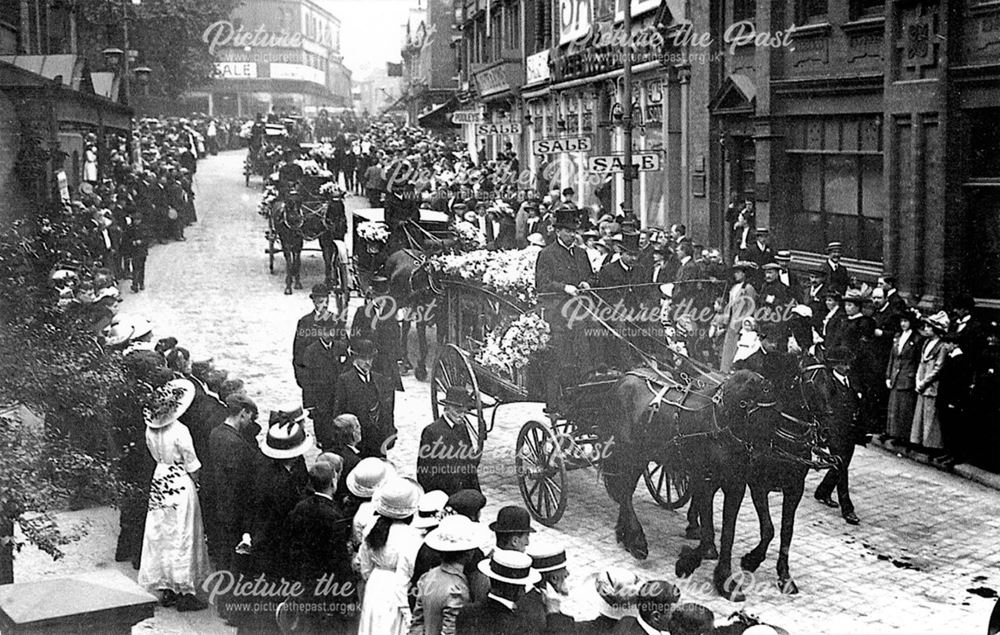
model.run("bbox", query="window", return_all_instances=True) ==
[852,0,884,18]
[787,116,885,261]
[733,0,755,23]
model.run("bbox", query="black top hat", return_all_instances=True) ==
[446,489,487,519]
[310,283,330,298]
[441,386,474,409]
[553,209,580,230]
[806,265,827,277]
[620,231,641,253]
[349,338,376,358]
[489,506,535,534]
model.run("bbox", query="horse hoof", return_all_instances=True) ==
[684,526,701,540]
[675,546,701,578]
[778,577,799,595]
[740,552,761,572]
[703,544,719,561]
[628,544,649,560]
[284,288,292,295]
[294,281,303,290]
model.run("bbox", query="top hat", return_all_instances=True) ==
[309,283,330,298]
[826,241,843,254]
[489,506,535,534]
[412,490,449,529]
[619,231,641,253]
[478,549,542,587]
[552,209,580,230]
[441,386,475,409]
[347,457,395,498]
[373,476,422,519]
[775,250,791,263]
[922,310,951,334]
[424,515,481,551]
[349,338,377,359]
[145,378,196,429]
[445,489,487,519]
[260,411,312,459]
[527,542,567,574]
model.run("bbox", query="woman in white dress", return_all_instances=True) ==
[721,261,758,371]
[137,378,211,611]
[356,477,423,635]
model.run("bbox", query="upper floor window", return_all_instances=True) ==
[799,0,827,23]
[733,0,755,23]
[851,0,885,18]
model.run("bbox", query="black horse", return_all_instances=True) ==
[269,190,349,300]
[676,352,839,601]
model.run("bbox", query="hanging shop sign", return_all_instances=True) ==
[586,152,661,173]
[533,137,593,154]
[452,110,485,124]
[476,122,522,136]
[526,50,551,85]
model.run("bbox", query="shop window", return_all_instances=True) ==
[851,0,885,19]
[968,108,1000,179]
[799,0,827,22]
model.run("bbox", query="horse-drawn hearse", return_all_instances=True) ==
[260,151,350,302]
[427,256,843,602]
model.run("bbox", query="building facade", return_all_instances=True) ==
[444,0,1000,309]
[400,0,460,130]
[184,0,352,117]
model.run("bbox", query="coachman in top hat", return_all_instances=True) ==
[534,208,596,411]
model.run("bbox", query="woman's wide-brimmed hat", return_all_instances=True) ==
[103,322,135,347]
[478,549,542,586]
[145,378,195,429]
[424,514,481,552]
[921,310,951,334]
[842,288,871,304]
[260,408,312,459]
[374,476,422,519]
[347,457,396,498]
[732,260,758,272]
[412,490,449,530]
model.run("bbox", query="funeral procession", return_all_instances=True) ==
[2,0,1000,633]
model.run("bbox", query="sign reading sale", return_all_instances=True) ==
[476,122,522,136]
[586,152,661,173]
[533,137,593,154]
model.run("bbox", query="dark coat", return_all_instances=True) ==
[598,260,642,311]
[757,279,795,342]
[825,372,865,448]
[208,424,260,560]
[287,493,354,597]
[576,615,622,635]
[252,457,309,579]
[823,260,851,294]
[299,337,350,421]
[455,597,572,635]
[739,241,775,287]
[821,307,847,350]
[293,310,343,388]
[177,374,227,471]
[350,302,403,391]
[325,442,361,501]
[534,239,595,333]
[886,330,922,390]
[331,366,396,458]
[841,314,877,368]
[416,415,482,495]
[673,257,703,307]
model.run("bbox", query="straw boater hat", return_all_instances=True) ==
[478,549,542,587]
[424,514,481,552]
[374,477,422,519]
[260,408,312,459]
[526,542,567,574]
[826,241,843,255]
[580,568,642,620]
[145,378,195,429]
[347,457,396,499]
[413,490,450,530]
[775,250,792,264]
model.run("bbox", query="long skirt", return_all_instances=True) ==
[910,393,943,449]
[886,388,917,439]
[357,568,409,635]
[137,463,211,594]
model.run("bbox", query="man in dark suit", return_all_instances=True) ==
[287,458,355,629]
[804,266,828,314]
[757,263,795,346]
[738,227,775,288]
[208,394,262,570]
[823,241,851,295]
[814,347,863,525]
[534,208,595,411]
[417,386,482,495]
[609,580,680,635]
[878,273,908,318]
[598,231,643,368]
[456,550,570,635]
[293,283,341,404]
[330,339,396,458]
[350,276,403,391]
[774,250,802,302]
[672,240,703,315]
[299,322,350,428]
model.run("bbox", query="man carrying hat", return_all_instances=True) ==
[417,386,482,496]
[331,338,397,458]
[823,241,851,295]
[534,207,596,412]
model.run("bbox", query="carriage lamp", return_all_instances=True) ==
[524,113,533,125]
[134,66,152,85]
[556,118,567,131]
[102,47,124,69]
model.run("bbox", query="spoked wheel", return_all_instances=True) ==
[430,344,486,454]
[643,459,692,510]
[516,420,568,526]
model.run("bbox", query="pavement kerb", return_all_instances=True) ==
[869,437,1000,491]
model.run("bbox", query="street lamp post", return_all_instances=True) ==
[102,0,146,105]
[622,0,634,219]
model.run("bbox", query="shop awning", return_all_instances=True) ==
[417,97,460,128]
[0,55,88,90]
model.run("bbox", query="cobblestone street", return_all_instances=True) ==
[15,152,1000,634]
